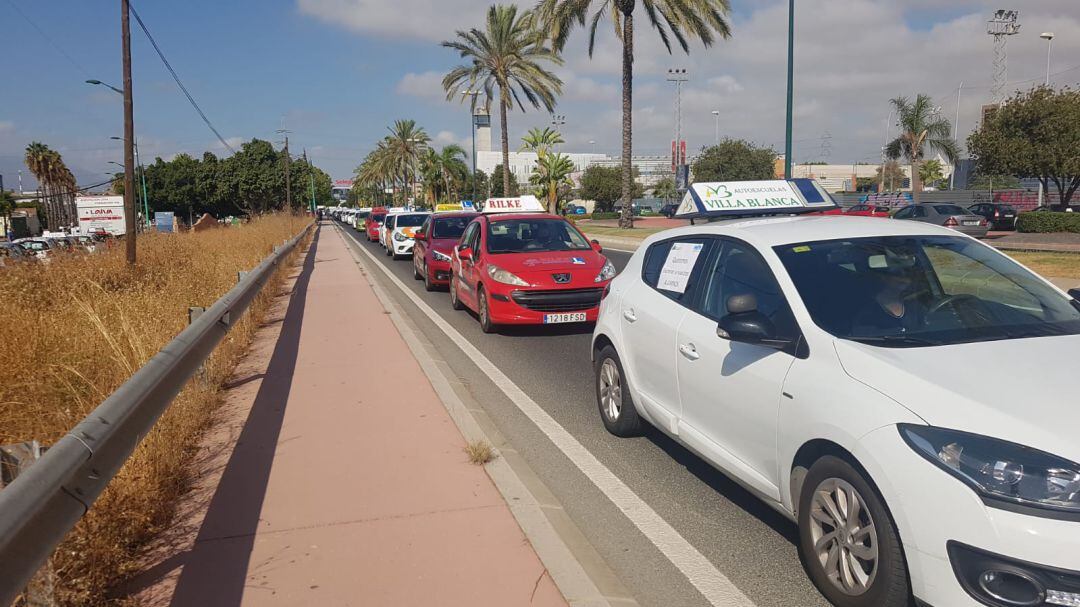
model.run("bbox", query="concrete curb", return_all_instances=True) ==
[584,233,645,252]
[334,224,636,607]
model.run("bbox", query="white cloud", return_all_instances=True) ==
[297,0,489,41]
[0,121,13,133]
[396,71,447,100]
[433,130,465,146]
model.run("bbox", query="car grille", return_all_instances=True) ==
[511,288,604,312]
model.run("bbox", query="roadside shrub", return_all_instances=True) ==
[590,212,621,220]
[1017,211,1080,233]
[0,214,311,605]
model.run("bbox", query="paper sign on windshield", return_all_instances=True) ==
[658,243,704,293]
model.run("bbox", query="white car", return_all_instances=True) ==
[383,211,430,259]
[592,214,1080,607]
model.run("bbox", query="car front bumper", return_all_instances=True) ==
[856,426,1080,607]
[484,283,606,325]
[390,240,415,255]
[426,257,453,285]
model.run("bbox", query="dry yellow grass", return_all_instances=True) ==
[464,439,496,465]
[0,215,311,605]
[1006,251,1080,280]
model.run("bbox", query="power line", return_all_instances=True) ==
[127,2,236,154]
[3,0,91,78]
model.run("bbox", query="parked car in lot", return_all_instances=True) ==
[450,196,615,333]
[0,242,29,266]
[383,211,430,259]
[660,203,679,218]
[845,204,892,217]
[892,203,989,238]
[15,238,56,260]
[593,182,1080,607]
[412,211,479,291]
[968,203,1018,230]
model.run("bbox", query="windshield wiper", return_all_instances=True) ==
[847,335,943,347]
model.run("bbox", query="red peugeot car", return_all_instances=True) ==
[412,211,479,291]
[449,197,616,333]
[365,207,387,242]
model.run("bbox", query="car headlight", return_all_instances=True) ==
[487,265,529,286]
[432,250,452,262]
[900,425,1080,515]
[393,232,407,242]
[594,259,617,283]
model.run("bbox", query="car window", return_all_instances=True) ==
[396,214,428,228]
[893,206,914,219]
[912,206,928,218]
[460,222,478,250]
[433,216,473,240]
[774,235,1080,346]
[698,241,799,339]
[934,205,968,216]
[641,238,712,305]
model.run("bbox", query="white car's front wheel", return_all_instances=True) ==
[798,456,910,607]
[594,345,642,437]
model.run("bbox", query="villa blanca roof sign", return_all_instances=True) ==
[675,179,838,219]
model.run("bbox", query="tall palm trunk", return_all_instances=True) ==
[910,155,922,204]
[618,10,634,229]
[499,87,511,196]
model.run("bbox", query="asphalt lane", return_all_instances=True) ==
[335,221,830,607]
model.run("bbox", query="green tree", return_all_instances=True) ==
[442,5,563,197]
[489,164,520,198]
[580,165,641,212]
[520,126,565,157]
[420,144,470,204]
[651,177,678,203]
[968,86,1080,207]
[876,160,907,191]
[918,158,945,189]
[465,169,490,203]
[885,94,958,203]
[530,152,575,213]
[690,139,776,183]
[538,0,732,228]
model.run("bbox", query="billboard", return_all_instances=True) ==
[76,196,126,236]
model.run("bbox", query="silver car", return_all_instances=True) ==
[891,203,989,238]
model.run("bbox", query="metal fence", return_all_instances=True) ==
[0,222,314,606]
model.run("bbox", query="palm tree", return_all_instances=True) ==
[24,143,71,230]
[442,4,564,197]
[537,0,732,228]
[520,126,564,157]
[381,120,430,205]
[530,152,575,214]
[652,176,678,204]
[918,158,945,190]
[428,144,470,202]
[886,94,958,204]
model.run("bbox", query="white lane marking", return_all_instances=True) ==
[335,223,757,607]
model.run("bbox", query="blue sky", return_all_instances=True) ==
[2,0,1078,188]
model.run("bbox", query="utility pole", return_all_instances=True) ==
[784,0,795,180]
[121,0,136,264]
[278,131,292,211]
[711,110,720,146]
[666,68,688,187]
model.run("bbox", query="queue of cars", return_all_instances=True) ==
[1,233,112,264]
[338,181,1079,607]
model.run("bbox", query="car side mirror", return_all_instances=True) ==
[1069,288,1080,302]
[716,294,790,350]
[458,246,473,262]
[591,239,603,253]
[414,230,425,240]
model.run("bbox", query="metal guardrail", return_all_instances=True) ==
[0,222,314,606]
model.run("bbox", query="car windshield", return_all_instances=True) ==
[395,214,428,228]
[934,205,968,215]
[371,214,385,225]
[486,218,591,254]
[433,216,471,239]
[775,235,1080,347]
[20,241,47,251]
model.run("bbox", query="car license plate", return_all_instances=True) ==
[544,312,587,324]
[963,221,979,226]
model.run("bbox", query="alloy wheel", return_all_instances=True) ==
[598,359,622,421]
[808,478,879,596]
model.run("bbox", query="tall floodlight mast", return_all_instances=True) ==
[987,10,1021,103]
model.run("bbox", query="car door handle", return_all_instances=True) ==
[623,309,637,323]
[678,343,700,361]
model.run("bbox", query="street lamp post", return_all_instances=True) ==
[784,0,795,180]
[462,90,481,205]
[711,110,720,146]
[666,68,689,180]
[1040,32,1055,86]
[551,114,566,153]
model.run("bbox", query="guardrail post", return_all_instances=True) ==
[237,271,249,283]
[188,307,209,385]
[1,442,57,607]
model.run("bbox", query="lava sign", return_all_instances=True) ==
[76,196,126,236]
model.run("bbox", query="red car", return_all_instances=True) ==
[365,207,387,242]
[412,212,479,291]
[845,204,892,217]
[449,198,616,333]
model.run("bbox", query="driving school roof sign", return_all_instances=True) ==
[483,195,545,214]
[674,179,838,219]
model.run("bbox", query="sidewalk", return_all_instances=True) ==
[130,225,566,606]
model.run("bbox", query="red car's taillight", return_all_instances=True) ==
[944,217,959,227]
[979,218,988,227]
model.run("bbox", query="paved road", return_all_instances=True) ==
[335,221,831,607]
